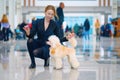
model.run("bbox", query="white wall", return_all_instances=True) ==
[35,0,98,7]
[0,0,6,19]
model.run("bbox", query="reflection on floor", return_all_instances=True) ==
[0,36,120,80]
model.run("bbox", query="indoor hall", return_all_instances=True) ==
[0,0,120,80]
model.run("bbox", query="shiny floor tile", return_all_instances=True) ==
[0,36,120,80]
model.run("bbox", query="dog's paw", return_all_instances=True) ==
[71,63,79,69]
[54,67,63,70]
[71,66,79,69]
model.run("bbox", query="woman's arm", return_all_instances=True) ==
[24,20,38,38]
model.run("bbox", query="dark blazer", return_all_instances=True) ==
[27,18,67,44]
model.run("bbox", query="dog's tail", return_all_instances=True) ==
[68,37,77,47]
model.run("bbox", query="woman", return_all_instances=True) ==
[24,5,74,69]
[95,19,100,40]
[1,14,10,41]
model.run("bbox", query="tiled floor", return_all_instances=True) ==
[0,36,120,80]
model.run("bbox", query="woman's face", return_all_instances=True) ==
[45,9,54,21]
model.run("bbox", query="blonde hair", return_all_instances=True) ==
[45,5,58,19]
[1,14,9,23]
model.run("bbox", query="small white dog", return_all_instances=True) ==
[47,35,79,69]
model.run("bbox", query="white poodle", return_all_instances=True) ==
[47,35,79,69]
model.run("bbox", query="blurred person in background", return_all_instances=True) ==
[1,14,10,41]
[56,2,65,38]
[95,19,100,40]
[83,18,90,40]
[19,20,27,39]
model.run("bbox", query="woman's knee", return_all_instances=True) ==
[33,48,44,56]
[33,49,39,56]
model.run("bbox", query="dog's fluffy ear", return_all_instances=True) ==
[46,41,55,47]
[48,35,61,48]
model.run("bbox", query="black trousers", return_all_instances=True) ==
[2,28,9,41]
[27,38,50,65]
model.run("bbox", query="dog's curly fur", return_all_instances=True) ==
[47,35,79,69]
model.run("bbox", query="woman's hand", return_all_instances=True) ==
[23,25,30,36]
[66,32,75,40]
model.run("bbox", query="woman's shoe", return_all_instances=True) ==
[29,64,36,69]
[44,58,49,67]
